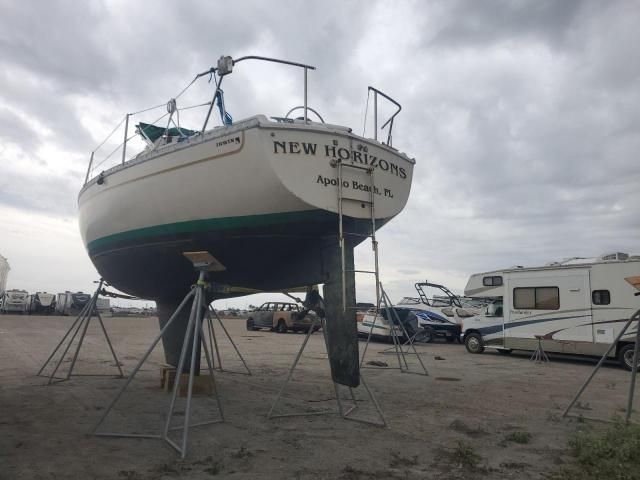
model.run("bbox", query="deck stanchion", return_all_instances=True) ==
[121,114,129,164]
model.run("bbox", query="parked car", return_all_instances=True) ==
[246,302,320,333]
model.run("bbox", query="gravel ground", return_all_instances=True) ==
[1,314,637,479]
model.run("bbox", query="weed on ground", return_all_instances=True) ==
[549,420,640,480]
[501,430,532,445]
[451,441,482,470]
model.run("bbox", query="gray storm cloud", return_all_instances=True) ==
[0,0,638,301]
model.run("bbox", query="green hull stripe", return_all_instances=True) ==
[87,209,334,253]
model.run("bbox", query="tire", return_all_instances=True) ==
[276,320,288,333]
[246,318,256,331]
[464,333,485,354]
[619,344,640,371]
[416,328,433,343]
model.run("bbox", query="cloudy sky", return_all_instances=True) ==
[1,0,639,308]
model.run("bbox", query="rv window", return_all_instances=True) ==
[592,290,610,305]
[513,287,559,310]
[483,276,503,286]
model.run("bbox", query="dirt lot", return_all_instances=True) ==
[1,314,637,479]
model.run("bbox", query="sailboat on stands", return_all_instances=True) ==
[78,55,415,386]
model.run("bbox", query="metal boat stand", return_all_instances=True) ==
[204,305,252,376]
[268,317,387,427]
[37,279,124,384]
[360,284,428,376]
[563,307,640,425]
[530,335,550,363]
[93,253,225,459]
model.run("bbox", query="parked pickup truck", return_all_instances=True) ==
[246,302,320,333]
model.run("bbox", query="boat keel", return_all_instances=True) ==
[157,298,202,374]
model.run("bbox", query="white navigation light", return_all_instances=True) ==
[217,56,234,75]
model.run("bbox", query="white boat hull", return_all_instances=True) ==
[78,116,414,301]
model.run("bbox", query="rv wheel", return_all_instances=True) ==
[619,344,640,371]
[464,333,484,354]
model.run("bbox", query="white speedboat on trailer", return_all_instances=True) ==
[358,281,481,343]
[78,55,415,386]
[396,281,481,329]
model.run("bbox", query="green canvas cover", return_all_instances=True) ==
[137,123,197,142]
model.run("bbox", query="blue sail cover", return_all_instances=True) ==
[137,123,197,142]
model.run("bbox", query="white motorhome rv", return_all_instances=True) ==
[1,289,30,314]
[461,253,640,369]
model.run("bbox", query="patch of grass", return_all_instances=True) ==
[547,412,561,423]
[616,406,637,414]
[117,471,141,480]
[574,401,592,411]
[451,441,482,470]
[203,460,223,476]
[449,419,488,437]
[502,430,532,445]
[389,451,418,468]
[231,445,253,459]
[500,461,528,470]
[340,465,391,479]
[152,463,179,475]
[550,421,640,480]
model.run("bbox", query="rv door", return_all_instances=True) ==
[504,270,592,353]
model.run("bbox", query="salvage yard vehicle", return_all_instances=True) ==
[246,302,320,333]
[461,252,640,370]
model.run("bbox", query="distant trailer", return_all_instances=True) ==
[70,292,92,315]
[55,291,92,316]
[0,255,9,297]
[55,292,72,315]
[1,289,29,314]
[96,297,110,315]
[30,292,57,315]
